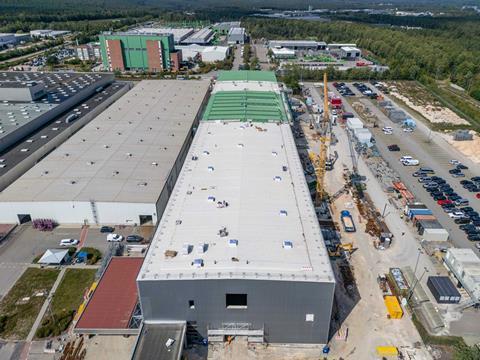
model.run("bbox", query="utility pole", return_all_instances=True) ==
[407,266,428,303]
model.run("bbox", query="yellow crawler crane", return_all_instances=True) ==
[310,72,330,205]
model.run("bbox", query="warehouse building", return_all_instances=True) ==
[269,40,326,50]
[0,33,16,47]
[0,71,113,154]
[130,27,195,44]
[176,45,230,63]
[213,22,241,35]
[0,80,210,225]
[271,47,296,59]
[137,71,335,345]
[0,82,127,192]
[99,32,176,72]
[227,27,246,45]
[30,30,70,38]
[444,248,480,304]
[182,27,214,45]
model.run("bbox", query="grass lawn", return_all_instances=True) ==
[50,269,96,314]
[0,268,60,340]
[35,269,96,339]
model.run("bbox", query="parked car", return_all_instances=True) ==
[448,211,465,219]
[126,234,144,243]
[100,226,114,233]
[388,144,400,151]
[419,167,434,174]
[449,159,460,165]
[438,199,453,205]
[455,218,471,224]
[423,182,438,188]
[455,199,470,206]
[107,233,124,242]
[457,164,469,170]
[462,207,474,213]
[452,173,466,178]
[433,195,446,201]
[449,168,461,174]
[460,180,473,185]
[470,234,480,241]
[403,127,414,133]
[60,238,79,246]
[477,193,480,199]
[413,171,426,177]
[418,177,431,183]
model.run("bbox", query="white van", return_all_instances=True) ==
[402,159,419,166]
[107,233,124,242]
[400,155,413,162]
[59,238,79,246]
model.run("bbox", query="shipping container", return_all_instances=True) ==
[384,295,403,319]
[376,346,398,356]
[427,276,461,304]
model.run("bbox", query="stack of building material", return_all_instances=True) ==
[453,129,473,141]
[392,181,414,203]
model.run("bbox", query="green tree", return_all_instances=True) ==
[453,343,480,360]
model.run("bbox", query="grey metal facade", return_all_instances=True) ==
[137,278,335,344]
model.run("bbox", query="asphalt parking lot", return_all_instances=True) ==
[330,83,480,251]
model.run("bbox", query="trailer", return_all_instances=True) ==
[340,210,356,232]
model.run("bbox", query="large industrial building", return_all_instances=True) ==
[137,71,335,345]
[268,40,326,50]
[98,33,177,72]
[227,27,247,45]
[182,27,215,45]
[0,80,210,225]
[130,27,195,44]
[0,71,113,153]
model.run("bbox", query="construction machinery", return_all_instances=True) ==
[328,243,355,258]
[310,72,331,205]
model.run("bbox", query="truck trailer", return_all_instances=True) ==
[340,210,356,232]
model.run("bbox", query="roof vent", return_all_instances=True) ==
[182,243,190,255]
[137,182,148,187]
[279,210,288,216]
[70,180,77,185]
[151,162,158,166]
[112,171,119,175]
[228,239,238,247]
[175,220,182,225]
[193,259,203,268]
[237,143,244,148]
[203,150,210,155]
[87,161,95,166]
[218,227,228,237]
[191,155,198,161]
[103,145,110,148]
[282,166,288,172]
[207,196,216,202]
[273,176,282,182]
[283,240,293,249]
[207,166,214,172]
[41,135,48,139]
[20,148,29,152]
[197,243,205,254]
[126,152,132,157]
[272,151,278,156]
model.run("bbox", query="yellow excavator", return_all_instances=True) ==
[328,243,355,258]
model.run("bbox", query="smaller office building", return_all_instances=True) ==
[339,46,361,59]
[227,27,246,44]
[271,47,296,59]
[99,33,175,72]
[269,40,326,50]
[444,248,480,303]
[182,28,214,45]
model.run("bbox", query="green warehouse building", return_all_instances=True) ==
[99,32,181,72]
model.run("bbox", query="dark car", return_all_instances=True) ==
[457,164,469,170]
[460,180,473,185]
[449,169,461,174]
[388,144,400,151]
[431,191,443,197]
[472,220,480,227]
[465,228,480,235]
[468,187,480,192]
[433,195,446,201]
[468,234,480,241]
[467,211,480,218]
[471,176,480,182]
[436,179,447,185]
[449,195,461,201]
[455,218,471,224]
[462,207,475,213]
[100,226,114,233]
[126,234,144,243]
[444,189,455,195]
[460,224,476,231]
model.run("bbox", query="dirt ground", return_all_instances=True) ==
[385,82,469,126]
[439,132,480,164]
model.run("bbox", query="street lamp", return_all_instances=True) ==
[413,247,422,276]
[407,266,429,303]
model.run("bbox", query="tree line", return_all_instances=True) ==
[243,17,480,101]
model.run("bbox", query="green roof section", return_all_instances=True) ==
[216,71,277,83]
[202,91,287,122]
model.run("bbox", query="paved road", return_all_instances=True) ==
[252,43,270,70]
[232,45,243,70]
[329,83,479,252]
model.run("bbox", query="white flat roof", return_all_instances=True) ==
[131,28,194,42]
[341,46,360,52]
[212,80,281,94]
[0,80,210,204]
[138,121,334,282]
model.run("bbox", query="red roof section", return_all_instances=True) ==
[76,257,144,330]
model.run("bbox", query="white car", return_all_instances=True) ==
[107,233,124,242]
[59,238,79,246]
[476,243,480,250]
[448,211,465,219]
[449,159,460,165]
[400,155,413,162]
[383,130,393,135]
[382,126,393,132]
[402,159,419,166]
[403,127,414,133]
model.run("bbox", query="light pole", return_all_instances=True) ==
[413,247,422,276]
[407,266,429,303]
